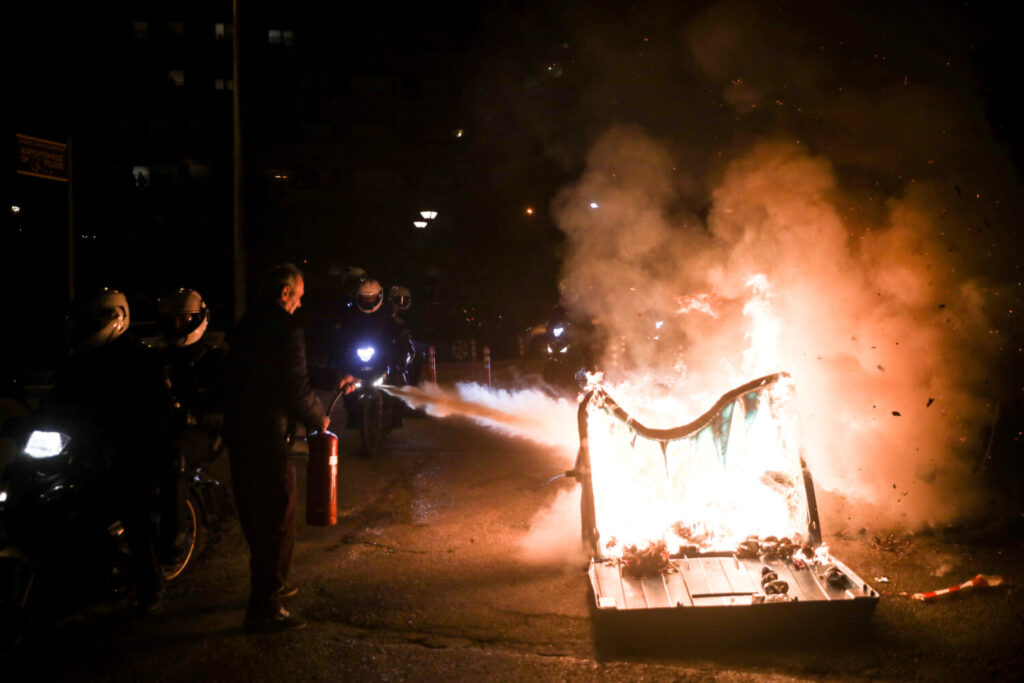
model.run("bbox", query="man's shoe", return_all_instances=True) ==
[276,583,299,599]
[244,606,307,632]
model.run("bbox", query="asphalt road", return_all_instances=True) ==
[4,378,1023,682]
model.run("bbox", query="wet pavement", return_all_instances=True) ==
[3,384,1023,682]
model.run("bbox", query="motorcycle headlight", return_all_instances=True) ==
[23,430,72,459]
[357,346,376,363]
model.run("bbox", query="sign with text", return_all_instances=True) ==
[16,134,69,182]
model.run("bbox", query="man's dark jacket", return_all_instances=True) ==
[223,301,324,451]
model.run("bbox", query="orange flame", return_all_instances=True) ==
[587,275,814,558]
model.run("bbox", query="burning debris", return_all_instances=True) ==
[580,374,879,618]
[619,540,672,577]
[578,372,813,559]
[760,566,792,602]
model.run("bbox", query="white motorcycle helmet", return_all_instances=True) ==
[388,285,411,312]
[69,288,130,350]
[356,279,384,313]
[157,288,209,347]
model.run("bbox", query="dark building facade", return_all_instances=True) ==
[7,2,562,378]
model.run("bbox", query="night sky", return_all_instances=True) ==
[7,1,1024,381]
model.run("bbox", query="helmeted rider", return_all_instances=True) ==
[329,278,407,427]
[155,288,225,565]
[158,288,209,347]
[388,285,411,326]
[333,278,395,355]
[45,288,173,615]
[387,285,421,386]
[356,278,384,315]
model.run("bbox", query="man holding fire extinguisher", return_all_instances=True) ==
[224,263,356,632]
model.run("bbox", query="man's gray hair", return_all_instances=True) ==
[260,263,304,300]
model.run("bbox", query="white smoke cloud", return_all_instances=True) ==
[553,127,1002,530]
[517,486,587,565]
[384,382,579,459]
[524,0,1024,533]
[457,0,1024,544]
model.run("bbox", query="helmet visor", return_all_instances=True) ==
[358,292,382,311]
[159,311,204,339]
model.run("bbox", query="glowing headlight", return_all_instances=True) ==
[357,347,376,362]
[552,326,564,338]
[24,430,72,459]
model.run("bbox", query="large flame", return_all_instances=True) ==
[584,276,811,557]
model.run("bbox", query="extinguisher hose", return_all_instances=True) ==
[326,390,345,418]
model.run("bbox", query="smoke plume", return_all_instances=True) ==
[546,1,1023,530]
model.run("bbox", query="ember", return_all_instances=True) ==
[619,540,671,577]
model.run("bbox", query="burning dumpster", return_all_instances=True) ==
[572,372,878,641]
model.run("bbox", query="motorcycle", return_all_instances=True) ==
[0,411,223,653]
[332,334,410,458]
[542,317,602,394]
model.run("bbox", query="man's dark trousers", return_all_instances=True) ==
[228,436,296,615]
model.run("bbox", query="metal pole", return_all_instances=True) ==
[232,0,246,320]
[483,345,491,387]
[66,136,74,302]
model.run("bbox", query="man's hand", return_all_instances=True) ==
[320,416,331,433]
[339,375,359,395]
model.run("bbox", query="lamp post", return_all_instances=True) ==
[232,0,246,320]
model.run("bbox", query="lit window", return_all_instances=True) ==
[189,164,210,178]
[226,79,234,90]
[169,70,185,87]
[283,30,294,46]
[132,21,148,39]
[132,166,151,187]
[215,79,225,90]
[268,29,281,44]
[169,21,184,35]
[215,23,225,39]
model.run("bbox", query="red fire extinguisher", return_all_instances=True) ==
[306,429,338,526]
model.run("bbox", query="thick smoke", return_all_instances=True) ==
[383,383,584,563]
[383,383,578,456]
[546,1,1022,530]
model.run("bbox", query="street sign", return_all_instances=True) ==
[16,133,69,182]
